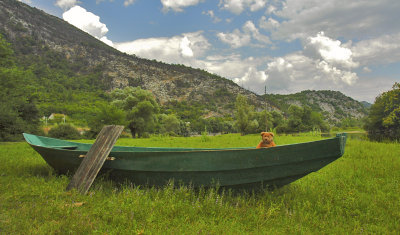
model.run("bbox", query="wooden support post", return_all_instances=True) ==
[66,125,124,194]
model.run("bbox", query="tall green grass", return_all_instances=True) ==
[1,134,399,234]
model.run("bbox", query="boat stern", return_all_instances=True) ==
[336,133,347,156]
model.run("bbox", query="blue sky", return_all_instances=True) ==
[19,0,400,102]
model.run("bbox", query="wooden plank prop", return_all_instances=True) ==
[66,125,124,194]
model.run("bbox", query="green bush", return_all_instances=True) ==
[48,123,81,140]
[364,83,400,141]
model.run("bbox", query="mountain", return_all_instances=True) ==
[0,0,368,123]
[0,0,265,112]
[264,90,368,124]
[361,101,372,109]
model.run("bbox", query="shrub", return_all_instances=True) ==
[48,123,81,140]
[364,83,400,141]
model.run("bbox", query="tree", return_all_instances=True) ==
[0,34,14,67]
[271,111,284,129]
[48,123,81,140]
[159,114,180,135]
[87,104,126,138]
[111,87,159,138]
[0,103,25,141]
[282,105,328,133]
[364,83,400,141]
[0,35,41,141]
[287,105,303,132]
[255,110,273,132]
[234,94,251,135]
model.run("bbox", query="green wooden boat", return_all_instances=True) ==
[23,133,347,190]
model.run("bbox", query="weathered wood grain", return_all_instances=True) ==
[66,125,124,194]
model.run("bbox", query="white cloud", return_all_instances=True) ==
[259,16,280,31]
[250,0,267,12]
[266,5,276,14]
[180,36,194,57]
[264,52,358,94]
[351,33,400,65]
[124,0,135,7]
[268,0,400,41]
[161,0,204,12]
[63,6,109,39]
[55,0,78,10]
[100,36,113,47]
[217,21,271,48]
[202,10,222,23]
[203,55,264,79]
[233,67,267,91]
[217,29,251,48]
[243,21,271,45]
[114,32,210,65]
[198,54,271,93]
[18,0,32,4]
[304,32,358,69]
[316,60,357,85]
[219,0,268,14]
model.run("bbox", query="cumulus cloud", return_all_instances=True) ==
[202,10,222,23]
[114,32,210,65]
[259,16,280,31]
[304,32,358,69]
[123,0,135,7]
[203,55,263,78]
[262,32,359,93]
[55,0,78,10]
[351,33,400,65]
[217,21,270,48]
[233,67,267,91]
[219,0,268,14]
[264,51,358,94]
[267,0,400,41]
[63,6,109,40]
[180,36,194,57]
[18,0,32,4]
[217,29,251,48]
[202,50,357,95]
[243,21,271,45]
[100,36,114,47]
[199,54,270,93]
[161,0,204,12]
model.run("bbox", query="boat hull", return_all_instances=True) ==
[24,133,347,189]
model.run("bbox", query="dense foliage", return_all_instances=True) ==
[234,95,328,134]
[0,35,41,141]
[86,104,126,138]
[364,83,400,141]
[111,87,160,138]
[277,105,329,133]
[48,123,81,140]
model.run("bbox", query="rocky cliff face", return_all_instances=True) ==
[0,0,368,121]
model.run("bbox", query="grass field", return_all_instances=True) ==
[1,133,399,234]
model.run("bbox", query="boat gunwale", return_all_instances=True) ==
[23,133,345,154]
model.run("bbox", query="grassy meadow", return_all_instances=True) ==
[1,133,399,234]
